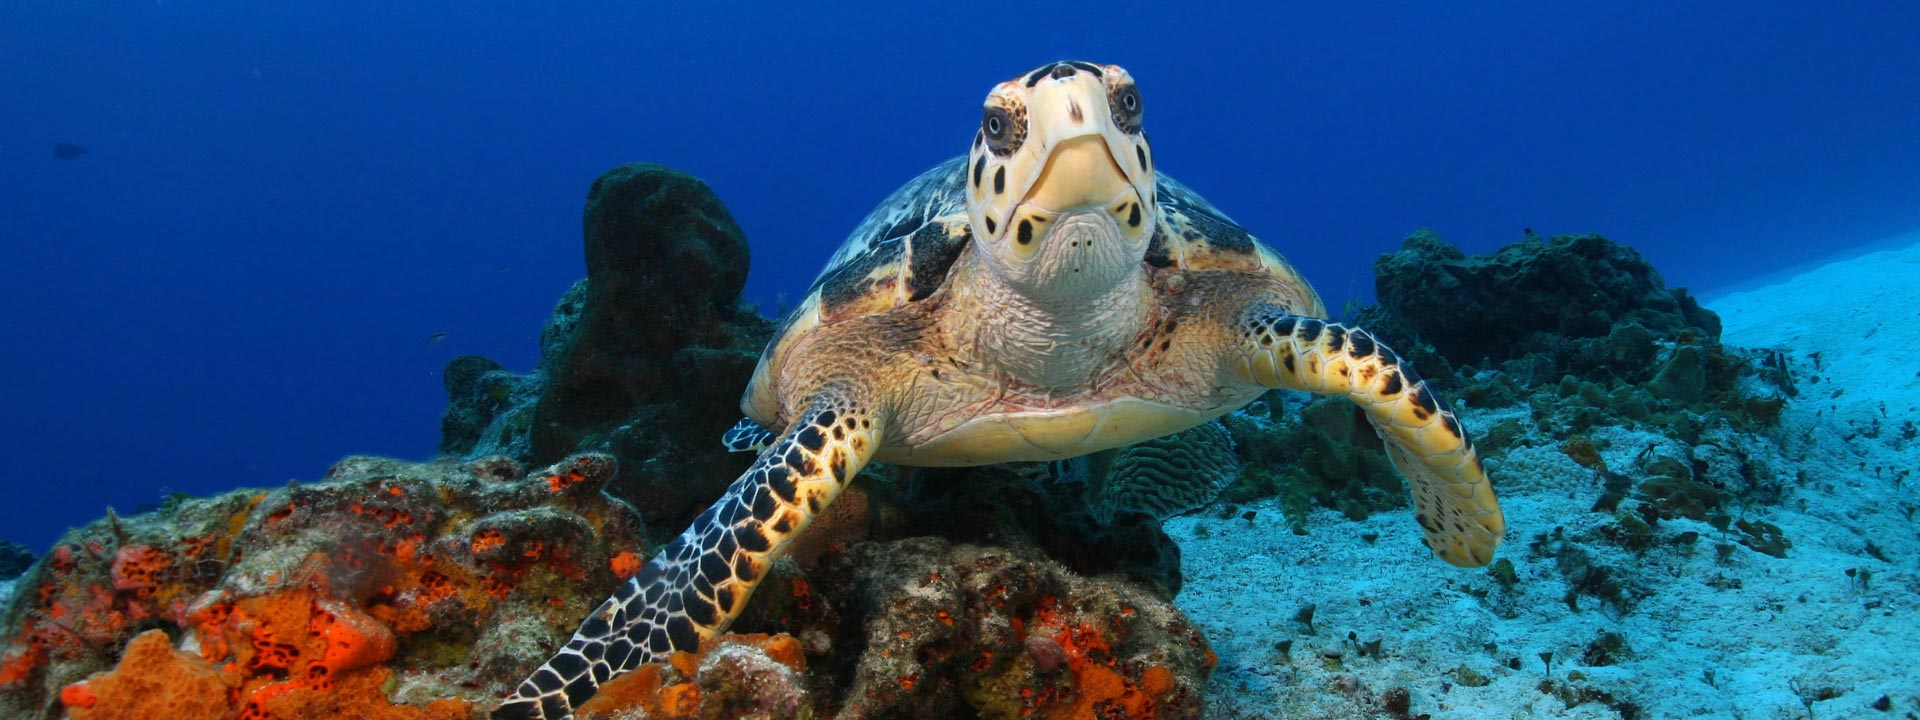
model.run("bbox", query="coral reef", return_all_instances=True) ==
[573,633,807,719]
[564,539,1213,719]
[0,459,1208,720]
[786,537,1212,719]
[1,161,1221,720]
[1360,230,1719,371]
[439,163,774,538]
[1042,421,1243,525]
[894,467,1188,600]
[1320,231,1797,549]
[0,453,643,719]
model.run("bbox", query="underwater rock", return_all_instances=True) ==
[0,450,1206,720]
[573,633,808,719]
[0,542,33,581]
[815,537,1212,719]
[0,453,645,719]
[1363,230,1720,368]
[570,538,1208,719]
[898,466,1187,599]
[437,354,510,455]
[1218,398,1404,535]
[439,164,775,534]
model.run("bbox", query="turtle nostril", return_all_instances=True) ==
[1049,63,1076,80]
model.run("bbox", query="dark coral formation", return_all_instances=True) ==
[728,538,1213,719]
[0,542,33,582]
[1351,229,1789,435]
[895,467,1187,600]
[0,453,643,719]
[1360,230,1720,376]
[439,163,774,535]
[1219,396,1404,535]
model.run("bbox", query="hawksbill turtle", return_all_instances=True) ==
[496,60,1506,719]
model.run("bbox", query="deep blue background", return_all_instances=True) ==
[5,3,1918,550]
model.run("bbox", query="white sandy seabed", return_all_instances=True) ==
[1175,241,1920,719]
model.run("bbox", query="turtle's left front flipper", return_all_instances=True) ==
[1231,303,1505,567]
[494,395,881,720]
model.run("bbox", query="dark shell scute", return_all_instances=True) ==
[1144,224,1176,268]
[810,157,971,320]
[817,234,909,315]
[1157,177,1255,255]
[907,221,969,301]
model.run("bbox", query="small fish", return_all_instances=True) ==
[53,143,90,160]
[426,331,447,346]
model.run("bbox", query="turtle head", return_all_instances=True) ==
[965,61,1156,301]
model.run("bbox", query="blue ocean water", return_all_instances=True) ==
[3,2,1918,552]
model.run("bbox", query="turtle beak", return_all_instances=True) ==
[1021,77,1138,214]
[1024,135,1131,214]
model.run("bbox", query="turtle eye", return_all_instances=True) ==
[982,107,1012,144]
[1108,84,1143,134]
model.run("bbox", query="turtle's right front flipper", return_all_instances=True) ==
[1231,303,1505,567]
[722,417,777,453]
[494,394,882,720]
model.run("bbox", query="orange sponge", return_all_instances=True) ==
[62,630,239,720]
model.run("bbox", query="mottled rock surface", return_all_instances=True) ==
[439,164,774,535]
[0,453,643,719]
[812,538,1213,719]
[1361,230,1720,370]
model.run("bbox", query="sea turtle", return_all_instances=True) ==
[496,61,1506,719]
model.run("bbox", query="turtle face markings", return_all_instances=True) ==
[966,62,1157,295]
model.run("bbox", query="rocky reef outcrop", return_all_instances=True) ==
[1219,230,1793,538]
[0,453,641,719]
[0,452,1207,719]
[439,163,774,538]
[1,161,1208,719]
[1362,230,1720,370]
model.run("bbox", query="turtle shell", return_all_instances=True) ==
[792,162,1315,330]
[805,157,974,325]
[743,158,1323,424]
[1147,175,1326,316]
